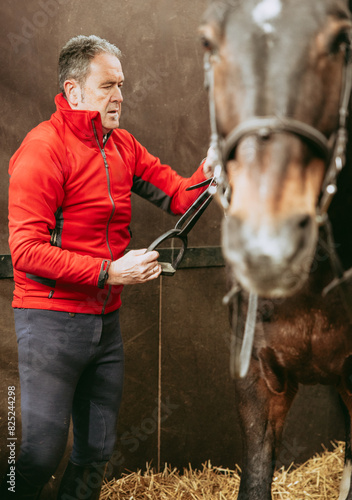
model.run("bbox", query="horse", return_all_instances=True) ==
[199,0,352,498]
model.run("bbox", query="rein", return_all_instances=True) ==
[203,42,352,378]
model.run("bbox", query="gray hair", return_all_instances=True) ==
[58,35,122,96]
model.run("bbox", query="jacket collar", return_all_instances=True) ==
[54,93,106,149]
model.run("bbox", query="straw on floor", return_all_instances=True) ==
[100,441,345,499]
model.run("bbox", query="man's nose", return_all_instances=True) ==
[111,86,123,102]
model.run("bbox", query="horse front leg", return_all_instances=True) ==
[235,355,297,500]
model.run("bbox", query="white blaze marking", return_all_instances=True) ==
[252,0,282,34]
[339,459,352,500]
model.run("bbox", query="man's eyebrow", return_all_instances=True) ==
[100,78,124,86]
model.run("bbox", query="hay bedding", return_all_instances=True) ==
[100,441,345,499]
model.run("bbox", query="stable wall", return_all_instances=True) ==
[0,1,345,497]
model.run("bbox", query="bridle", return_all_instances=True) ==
[203,39,352,378]
[204,46,352,218]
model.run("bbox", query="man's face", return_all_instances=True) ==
[74,52,124,134]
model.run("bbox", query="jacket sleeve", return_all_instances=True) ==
[129,134,207,215]
[8,138,106,286]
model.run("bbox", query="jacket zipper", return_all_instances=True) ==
[92,122,115,314]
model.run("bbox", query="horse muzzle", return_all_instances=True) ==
[222,212,318,297]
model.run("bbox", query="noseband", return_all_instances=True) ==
[203,41,352,378]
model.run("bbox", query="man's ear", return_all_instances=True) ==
[64,80,81,107]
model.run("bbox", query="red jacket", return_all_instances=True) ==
[8,93,206,314]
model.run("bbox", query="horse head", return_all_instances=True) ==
[200,0,352,298]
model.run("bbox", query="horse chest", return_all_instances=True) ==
[258,306,352,385]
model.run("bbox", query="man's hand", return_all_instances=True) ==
[203,145,218,179]
[106,249,162,285]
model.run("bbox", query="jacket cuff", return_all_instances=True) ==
[98,259,111,288]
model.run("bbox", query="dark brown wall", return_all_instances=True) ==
[0,0,345,496]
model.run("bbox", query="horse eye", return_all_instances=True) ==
[201,36,214,52]
[330,30,351,54]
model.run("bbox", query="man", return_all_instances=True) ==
[3,35,209,499]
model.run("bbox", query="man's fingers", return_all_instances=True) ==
[107,249,162,285]
[143,250,159,262]
[125,249,161,280]
[127,249,159,262]
[145,263,162,280]
[129,248,147,256]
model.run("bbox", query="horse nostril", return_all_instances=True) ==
[298,215,311,230]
